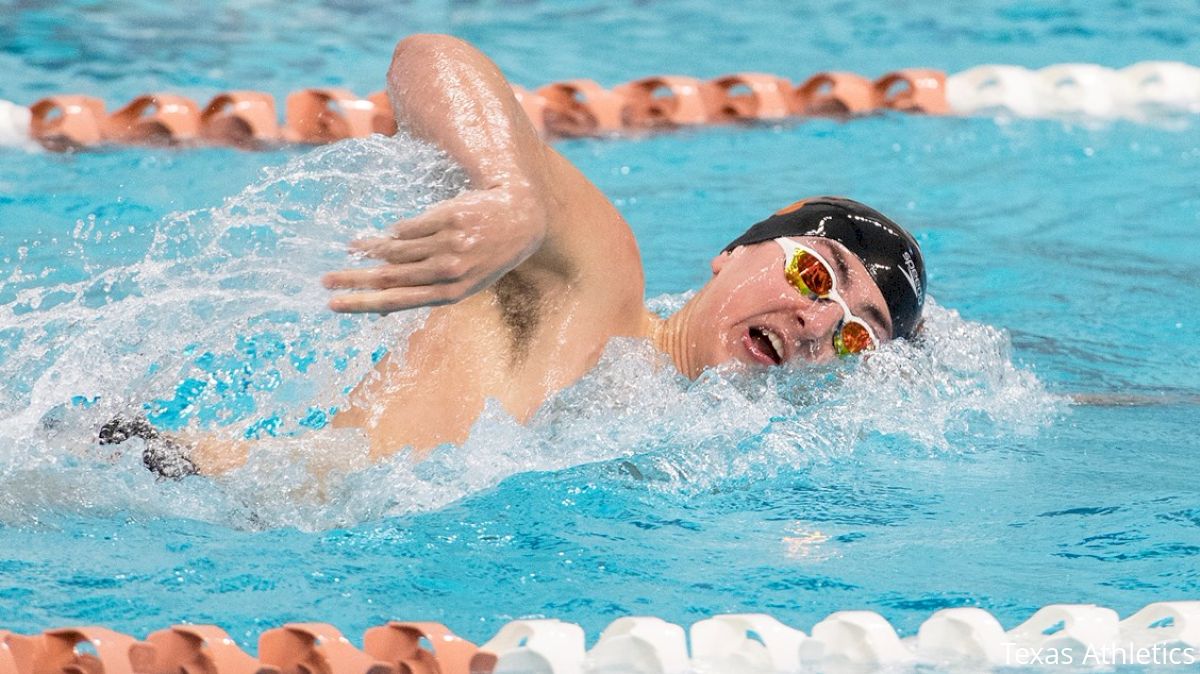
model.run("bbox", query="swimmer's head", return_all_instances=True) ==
[671,197,926,374]
[724,197,926,340]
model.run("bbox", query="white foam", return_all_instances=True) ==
[0,135,1059,531]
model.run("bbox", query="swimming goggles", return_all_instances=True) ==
[775,238,879,357]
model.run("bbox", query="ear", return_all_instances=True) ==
[710,250,733,276]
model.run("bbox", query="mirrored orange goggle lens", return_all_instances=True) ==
[787,251,834,296]
[838,321,874,355]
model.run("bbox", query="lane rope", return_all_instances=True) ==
[3,62,1197,152]
[2,602,1199,674]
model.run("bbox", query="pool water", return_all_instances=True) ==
[2,0,1199,655]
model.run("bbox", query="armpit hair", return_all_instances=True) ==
[493,270,543,364]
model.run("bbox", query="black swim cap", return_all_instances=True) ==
[722,196,926,340]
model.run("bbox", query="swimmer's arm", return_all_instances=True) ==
[135,431,341,479]
[321,34,552,313]
[184,435,250,476]
[322,34,641,313]
[185,433,358,480]
[384,34,552,204]
[98,415,250,478]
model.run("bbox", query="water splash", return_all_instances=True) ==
[0,135,462,526]
[0,136,1059,531]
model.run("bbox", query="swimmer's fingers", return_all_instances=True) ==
[323,256,485,313]
[382,209,450,240]
[323,257,473,291]
[383,192,495,242]
[327,284,470,313]
[328,186,545,313]
[348,195,496,264]
[347,233,445,264]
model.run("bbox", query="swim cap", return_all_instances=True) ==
[722,196,926,340]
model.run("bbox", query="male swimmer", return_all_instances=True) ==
[101,34,925,478]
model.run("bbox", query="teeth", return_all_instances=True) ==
[765,329,784,361]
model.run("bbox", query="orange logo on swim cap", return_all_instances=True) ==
[774,199,810,215]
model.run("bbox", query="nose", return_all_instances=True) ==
[792,296,844,340]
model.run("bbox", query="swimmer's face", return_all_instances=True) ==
[684,237,893,372]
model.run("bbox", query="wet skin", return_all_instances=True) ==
[188,34,895,472]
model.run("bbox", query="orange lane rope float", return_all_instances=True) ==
[9,62,1200,150]
[0,622,494,674]
[21,68,948,151]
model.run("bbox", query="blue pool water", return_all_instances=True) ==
[2,0,1199,654]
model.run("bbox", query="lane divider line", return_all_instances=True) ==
[3,61,1198,152]
[3,602,1200,674]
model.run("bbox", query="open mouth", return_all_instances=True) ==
[743,326,784,366]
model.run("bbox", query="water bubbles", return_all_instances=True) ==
[0,134,464,527]
[0,136,1058,532]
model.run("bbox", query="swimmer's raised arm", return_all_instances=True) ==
[382,34,552,199]
[321,34,618,314]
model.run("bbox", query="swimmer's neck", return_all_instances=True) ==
[645,303,700,379]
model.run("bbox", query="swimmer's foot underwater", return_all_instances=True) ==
[99,415,198,480]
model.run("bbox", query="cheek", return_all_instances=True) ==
[717,271,792,322]
[693,259,792,353]
[720,260,781,300]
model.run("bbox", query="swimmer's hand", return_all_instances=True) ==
[322,182,548,314]
[322,35,558,314]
